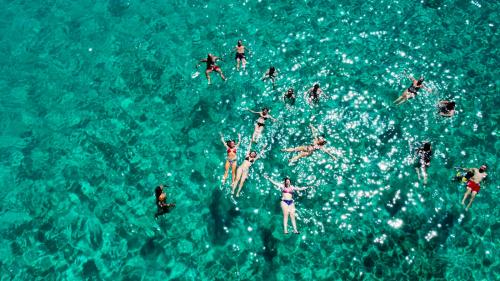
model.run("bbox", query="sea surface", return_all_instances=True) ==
[0,0,498,280]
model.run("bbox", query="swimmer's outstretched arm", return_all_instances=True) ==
[320,147,337,160]
[196,59,208,68]
[220,133,229,148]
[422,84,432,92]
[263,175,283,190]
[245,108,260,114]
[309,124,319,139]
[267,114,278,122]
[254,144,268,160]
[293,185,310,191]
[236,133,241,147]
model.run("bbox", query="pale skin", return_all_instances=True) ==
[197,54,226,84]
[234,40,251,70]
[220,132,241,185]
[461,166,487,211]
[282,124,338,163]
[264,175,310,234]
[246,108,277,143]
[394,75,432,105]
[231,143,267,197]
[414,145,432,185]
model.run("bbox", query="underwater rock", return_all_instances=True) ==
[108,0,130,17]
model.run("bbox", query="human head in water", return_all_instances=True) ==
[283,177,291,187]
[313,84,320,90]
[249,151,257,158]
[226,140,236,148]
[446,101,456,111]
[423,142,431,151]
[237,40,242,47]
[262,107,269,114]
[479,164,487,173]
[417,77,424,86]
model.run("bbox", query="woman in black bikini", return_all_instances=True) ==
[246,107,277,143]
[220,132,241,185]
[197,53,226,84]
[394,74,432,105]
[264,175,310,234]
[282,124,338,163]
[231,143,267,197]
[262,66,277,84]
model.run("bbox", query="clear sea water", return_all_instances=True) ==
[0,0,498,280]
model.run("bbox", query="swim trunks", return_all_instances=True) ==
[467,180,480,193]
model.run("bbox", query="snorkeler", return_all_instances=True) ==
[460,164,487,211]
[262,66,277,84]
[245,107,277,143]
[231,143,267,197]
[154,184,175,218]
[394,74,432,105]
[283,88,296,105]
[220,132,241,185]
[264,175,311,234]
[438,101,456,117]
[281,124,338,163]
[196,53,226,84]
[234,40,249,70]
[304,84,324,105]
[413,142,432,185]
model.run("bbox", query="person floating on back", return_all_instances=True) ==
[220,132,241,185]
[234,40,249,70]
[281,124,338,163]
[438,100,456,117]
[246,107,277,143]
[231,142,267,197]
[154,184,175,218]
[197,53,226,84]
[413,142,432,185]
[461,164,487,211]
[394,74,432,105]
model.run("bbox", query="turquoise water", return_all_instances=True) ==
[0,0,498,280]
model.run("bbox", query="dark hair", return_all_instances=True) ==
[317,139,327,146]
[423,142,431,151]
[237,40,242,46]
[446,102,456,111]
[314,84,320,89]
[155,186,163,200]
[226,140,235,146]
[270,66,275,71]
[283,177,291,187]
[479,164,487,173]
[262,107,269,112]
[417,77,424,86]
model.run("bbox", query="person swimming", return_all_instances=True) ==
[461,164,487,211]
[438,101,456,117]
[305,84,324,105]
[231,143,267,197]
[413,142,432,185]
[281,124,338,163]
[234,40,248,70]
[264,175,310,234]
[154,185,175,218]
[220,132,241,185]
[197,53,226,84]
[262,66,277,84]
[283,88,296,105]
[246,107,277,143]
[394,74,432,105]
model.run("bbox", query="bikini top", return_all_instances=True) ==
[227,147,237,154]
[282,186,294,194]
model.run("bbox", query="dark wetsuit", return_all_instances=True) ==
[309,89,320,103]
[414,148,432,168]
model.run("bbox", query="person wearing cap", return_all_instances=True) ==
[461,164,487,211]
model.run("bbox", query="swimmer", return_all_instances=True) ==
[154,185,175,218]
[394,74,432,105]
[281,124,338,163]
[305,84,324,105]
[264,175,311,234]
[438,101,456,117]
[220,133,241,185]
[283,88,296,105]
[196,53,226,84]
[231,143,267,197]
[234,40,249,70]
[262,66,277,84]
[461,164,487,211]
[246,107,277,143]
[413,142,432,185]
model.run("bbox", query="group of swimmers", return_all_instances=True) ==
[155,40,487,229]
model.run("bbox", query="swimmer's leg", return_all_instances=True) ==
[236,58,240,71]
[222,160,230,185]
[466,191,477,211]
[281,146,307,152]
[415,167,421,181]
[236,171,249,197]
[242,58,247,69]
[289,152,311,163]
[205,69,212,85]
[289,203,299,233]
[215,68,226,81]
[232,167,243,194]
[230,161,237,184]
[461,187,471,205]
[281,201,290,234]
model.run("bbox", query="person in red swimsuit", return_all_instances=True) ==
[461,164,487,211]
[220,132,241,185]
[197,53,226,84]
